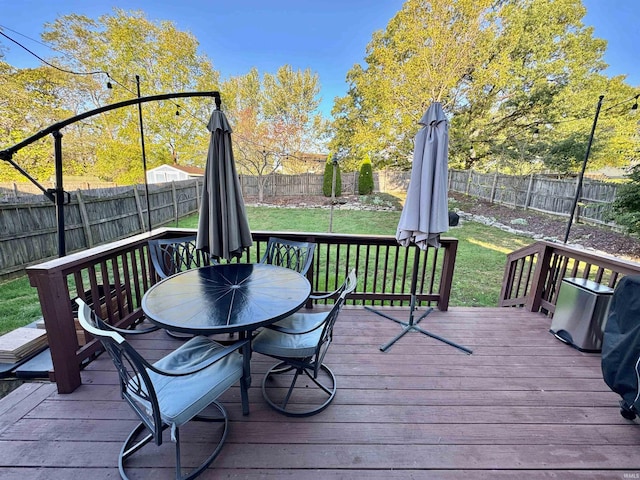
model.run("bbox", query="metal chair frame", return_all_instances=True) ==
[259,236,316,276]
[148,235,214,280]
[253,269,356,417]
[76,299,250,480]
[148,235,215,339]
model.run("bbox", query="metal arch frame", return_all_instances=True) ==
[0,91,221,257]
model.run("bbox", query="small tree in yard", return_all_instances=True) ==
[358,154,374,195]
[610,164,640,234]
[322,154,342,197]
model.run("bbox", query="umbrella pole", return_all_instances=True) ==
[365,247,472,354]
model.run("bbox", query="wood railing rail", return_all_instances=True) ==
[27,228,458,393]
[499,240,640,314]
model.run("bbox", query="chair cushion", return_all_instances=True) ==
[130,336,243,429]
[252,311,328,358]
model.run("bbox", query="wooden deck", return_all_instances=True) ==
[0,306,638,479]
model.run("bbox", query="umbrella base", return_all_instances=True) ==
[365,305,472,354]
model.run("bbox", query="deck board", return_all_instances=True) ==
[0,306,638,478]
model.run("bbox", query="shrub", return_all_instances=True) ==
[358,154,374,195]
[610,164,640,234]
[322,155,342,197]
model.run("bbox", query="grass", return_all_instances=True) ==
[179,206,402,235]
[179,203,533,307]
[0,276,44,335]
[0,203,534,335]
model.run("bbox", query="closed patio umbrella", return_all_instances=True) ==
[196,106,252,261]
[367,102,471,354]
[396,102,450,249]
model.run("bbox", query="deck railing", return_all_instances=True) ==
[27,228,458,393]
[499,240,640,314]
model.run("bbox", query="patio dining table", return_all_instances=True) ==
[142,263,311,337]
[141,263,311,388]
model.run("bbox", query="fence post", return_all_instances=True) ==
[524,174,535,210]
[171,181,178,224]
[465,169,473,195]
[195,178,200,210]
[490,172,498,204]
[76,190,94,248]
[133,186,146,232]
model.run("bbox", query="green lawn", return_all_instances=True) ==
[182,204,533,307]
[0,204,534,335]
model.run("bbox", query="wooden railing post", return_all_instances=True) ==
[28,269,80,393]
[438,239,457,311]
[525,244,553,312]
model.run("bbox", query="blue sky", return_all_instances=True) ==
[0,0,638,118]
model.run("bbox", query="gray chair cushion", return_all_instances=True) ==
[128,336,243,429]
[252,311,328,358]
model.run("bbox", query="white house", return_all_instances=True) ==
[146,164,205,184]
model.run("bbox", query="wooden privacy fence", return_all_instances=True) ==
[1,172,362,280]
[2,168,622,280]
[238,171,359,197]
[448,169,619,226]
[0,179,203,280]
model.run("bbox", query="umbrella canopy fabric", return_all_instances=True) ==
[196,109,252,261]
[396,102,449,249]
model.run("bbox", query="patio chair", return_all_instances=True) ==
[252,269,356,416]
[75,298,250,480]
[148,235,214,280]
[148,235,215,339]
[259,236,316,276]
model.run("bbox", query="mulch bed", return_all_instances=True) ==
[448,192,640,261]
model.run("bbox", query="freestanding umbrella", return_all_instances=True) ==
[196,106,253,261]
[396,102,450,249]
[366,102,471,354]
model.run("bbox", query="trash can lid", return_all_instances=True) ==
[563,277,614,294]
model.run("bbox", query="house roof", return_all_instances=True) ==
[149,164,205,176]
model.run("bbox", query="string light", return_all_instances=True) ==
[0,30,111,78]
[0,26,228,162]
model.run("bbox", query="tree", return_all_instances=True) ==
[358,154,374,194]
[40,9,220,183]
[330,0,639,176]
[0,58,74,182]
[451,0,633,173]
[222,66,327,200]
[322,155,342,197]
[610,164,640,234]
[330,0,496,169]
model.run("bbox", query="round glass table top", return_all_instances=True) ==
[142,263,311,334]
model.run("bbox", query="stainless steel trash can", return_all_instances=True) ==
[549,277,614,352]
